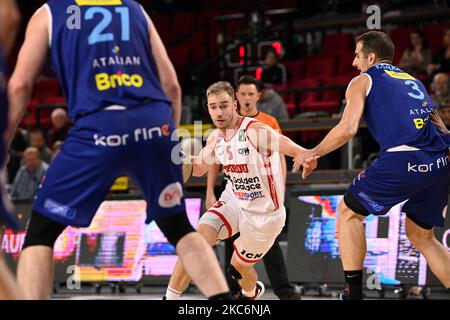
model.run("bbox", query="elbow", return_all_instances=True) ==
[8,77,32,97]
[342,123,358,140]
[163,79,181,99]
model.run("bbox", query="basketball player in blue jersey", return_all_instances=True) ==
[6,0,230,299]
[294,31,450,299]
[0,0,22,299]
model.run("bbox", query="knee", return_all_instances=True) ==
[406,229,434,250]
[155,212,195,247]
[22,211,67,250]
[338,201,361,223]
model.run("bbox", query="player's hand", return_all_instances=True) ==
[292,150,320,180]
[205,192,217,209]
[301,156,319,179]
[430,109,450,135]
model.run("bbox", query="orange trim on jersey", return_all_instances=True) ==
[233,242,262,264]
[207,209,232,238]
[263,155,280,210]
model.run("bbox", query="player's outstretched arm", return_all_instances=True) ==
[191,130,219,177]
[293,74,368,172]
[246,122,318,179]
[7,5,48,146]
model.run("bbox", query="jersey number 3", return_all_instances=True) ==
[404,80,425,100]
[85,7,130,45]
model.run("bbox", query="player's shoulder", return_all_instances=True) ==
[346,73,371,95]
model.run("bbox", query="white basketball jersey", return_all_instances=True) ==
[214,117,284,214]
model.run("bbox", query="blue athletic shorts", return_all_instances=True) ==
[33,101,186,227]
[347,149,449,227]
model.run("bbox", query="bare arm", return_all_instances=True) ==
[7,6,48,146]
[312,75,367,157]
[246,121,306,158]
[144,10,182,127]
[191,130,219,177]
[246,122,317,179]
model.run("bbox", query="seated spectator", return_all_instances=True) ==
[399,29,432,76]
[430,72,450,107]
[6,127,30,183]
[47,108,70,148]
[30,128,53,164]
[437,104,450,130]
[427,27,450,75]
[11,147,48,200]
[257,80,289,120]
[261,49,286,85]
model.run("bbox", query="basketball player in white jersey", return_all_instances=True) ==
[164,81,317,300]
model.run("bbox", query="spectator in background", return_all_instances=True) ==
[257,80,289,120]
[437,104,450,130]
[30,128,52,164]
[6,127,30,183]
[47,108,70,148]
[430,72,450,107]
[11,147,48,200]
[261,49,286,85]
[399,29,432,76]
[427,27,450,75]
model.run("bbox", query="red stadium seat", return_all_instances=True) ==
[291,78,321,111]
[321,75,351,103]
[32,78,61,101]
[321,32,354,54]
[284,60,305,82]
[337,53,359,77]
[305,56,336,78]
[389,26,414,54]
[272,83,291,104]
[424,22,450,51]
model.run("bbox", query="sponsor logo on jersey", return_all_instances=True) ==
[238,129,246,142]
[231,176,261,191]
[158,183,183,208]
[240,249,263,260]
[92,56,141,69]
[234,191,264,201]
[238,147,250,156]
[93,124,170,147]
[95,71,144,91]
[223,164,249,173]
[384,70,416,80]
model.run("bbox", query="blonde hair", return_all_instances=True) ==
[206,81,235,99]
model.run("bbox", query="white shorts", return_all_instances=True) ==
[198,187,286,266]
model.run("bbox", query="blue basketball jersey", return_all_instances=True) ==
[363,63,448,152]
[46,0,170,121]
